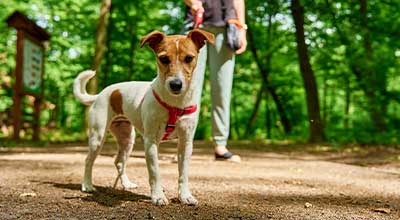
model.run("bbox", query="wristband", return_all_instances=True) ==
[227,19,248,30]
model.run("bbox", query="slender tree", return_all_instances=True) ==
[128,1,139,80]
[88,0,112,94]
[291,0,324,142]
[358,0,386,131]
[103,3,114,88]
[247,11,292,135]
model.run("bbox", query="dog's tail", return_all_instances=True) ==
[73,70,98,106]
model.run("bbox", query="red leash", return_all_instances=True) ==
[193,9,204,29]
[152,90,197,140]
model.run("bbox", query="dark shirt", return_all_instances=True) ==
[185,0,236,27]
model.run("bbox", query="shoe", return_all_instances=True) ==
[215,151,241,163]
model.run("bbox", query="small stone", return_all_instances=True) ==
[304,202,313,208]
[19,192,37,197]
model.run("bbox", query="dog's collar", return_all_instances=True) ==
[152,89,197,140]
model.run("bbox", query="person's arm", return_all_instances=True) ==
[233,0,247,54]
[184,0,204,15]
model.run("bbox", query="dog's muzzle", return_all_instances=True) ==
[169,78,183,93]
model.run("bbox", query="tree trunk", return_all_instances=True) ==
[322,76,327,125]
[291,0,324,142]
[103,3,114,88]
[88,0,112,94]
[244,84,264,136]
[247,26,292,135]
[344,77,350,130]
[127,23,137,79]
[128,1,139,80]
[265,94,271,139]
[267,85,291,134]
[231,90,241,138]
[359,0,387,131]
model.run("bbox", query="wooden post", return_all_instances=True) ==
[12,90,22,140]
[32,97,41,141]
[12,30,24,140]
[6,11,50,141]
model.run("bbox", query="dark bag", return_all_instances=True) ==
[222,0,240,50]
[226,22,240,50]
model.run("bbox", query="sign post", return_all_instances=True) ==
[6,11,50,141]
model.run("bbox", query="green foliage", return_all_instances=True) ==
[0,0,399,143]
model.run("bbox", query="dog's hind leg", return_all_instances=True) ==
[82,109,109,192]
[110,116,137,190]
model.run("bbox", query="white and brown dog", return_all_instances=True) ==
[73,29,214,206]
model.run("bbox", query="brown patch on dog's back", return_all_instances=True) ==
[110,89,123,114]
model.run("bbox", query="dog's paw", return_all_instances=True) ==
[122,181,138,190]
[81,183,96,192]
[179,194,198,206]
[152,193,169,206]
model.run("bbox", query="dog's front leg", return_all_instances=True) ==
[144,138,169,206]
[177,122,198,206]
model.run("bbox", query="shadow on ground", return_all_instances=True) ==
[40,181,151,207]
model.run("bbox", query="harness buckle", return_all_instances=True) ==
[165,124,175,132]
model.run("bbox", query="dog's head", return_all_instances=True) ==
[140,29,215,96]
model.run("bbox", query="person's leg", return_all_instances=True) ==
[207,27,240,162]
[193,43,207,107]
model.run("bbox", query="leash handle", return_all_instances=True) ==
[194,9,203,29]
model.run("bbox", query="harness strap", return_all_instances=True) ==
[152,90,197,140]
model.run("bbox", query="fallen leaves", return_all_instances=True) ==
[372,208,390,214]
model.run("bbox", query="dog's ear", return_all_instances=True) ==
[139,30,166,51]
[187,29,215,51]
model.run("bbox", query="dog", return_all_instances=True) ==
[73,29,215,206]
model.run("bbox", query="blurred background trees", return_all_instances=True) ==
[0,0,399,144]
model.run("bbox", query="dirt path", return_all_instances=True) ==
[0,141,399,219]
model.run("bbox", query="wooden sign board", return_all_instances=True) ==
[6,11,49,97]
[22,37,44,95]
[6,11,50,140]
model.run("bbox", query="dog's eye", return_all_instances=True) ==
[159,56,170,65]
[184,55,194,64]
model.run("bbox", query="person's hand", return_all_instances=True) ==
[190,0,204,16]
[235,29,247,54]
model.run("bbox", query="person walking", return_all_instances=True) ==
[184,0,247,162]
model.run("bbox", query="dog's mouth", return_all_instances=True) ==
[170,90,182,96]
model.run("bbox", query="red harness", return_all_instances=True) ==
[152,90,197,140]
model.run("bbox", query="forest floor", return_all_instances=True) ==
[0,140,399,220]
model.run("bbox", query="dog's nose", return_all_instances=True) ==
[169,79,182,92]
